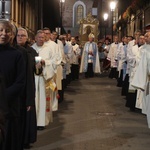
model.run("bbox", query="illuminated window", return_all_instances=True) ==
[73,1,86,27]
[113,8,118,24]
[76,5,83,25]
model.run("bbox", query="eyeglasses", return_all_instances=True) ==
[44,32,50,35]
[17,34,26,37]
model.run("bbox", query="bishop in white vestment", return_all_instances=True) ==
[80,33,100,77]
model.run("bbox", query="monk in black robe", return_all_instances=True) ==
[0,20,25,150]
[17,27,42,149]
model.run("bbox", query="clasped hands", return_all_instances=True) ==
[88,51,93,56]
[36,59,45,69]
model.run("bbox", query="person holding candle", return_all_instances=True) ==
[32,30,55,130]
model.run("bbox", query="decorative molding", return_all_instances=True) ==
[79,12,99,24]
[79,12,99,46]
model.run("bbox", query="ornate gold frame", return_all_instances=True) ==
[79,12,99,46]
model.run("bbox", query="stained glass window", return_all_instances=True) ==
[76,5,83,25]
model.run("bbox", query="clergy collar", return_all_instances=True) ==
[36,43,44,48]
[71,43,76,46]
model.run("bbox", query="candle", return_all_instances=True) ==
[35,56,42,63]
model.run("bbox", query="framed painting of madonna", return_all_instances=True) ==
[79,12,99,46]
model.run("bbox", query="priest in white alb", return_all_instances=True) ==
[33,29,58,126]
[131,31,150,128]
[32,30,58,128]
[107,36,119,79]
[42,27,62,125]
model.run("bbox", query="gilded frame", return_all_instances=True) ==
[79,13,99,46]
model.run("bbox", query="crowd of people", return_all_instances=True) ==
[0,19,150,150]
[0,20,101,150]
[106,30,150,129]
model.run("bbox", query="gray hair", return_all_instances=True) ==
[36,30,45,35]
[17,27,28,38]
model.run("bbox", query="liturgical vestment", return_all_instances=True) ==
[80,41,100,73]
[131,44,150,128]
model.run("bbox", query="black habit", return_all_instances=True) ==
[21,44,38,147]
[0,44,25,150]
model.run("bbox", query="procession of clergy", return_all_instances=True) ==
[0,20,101,150]
[1,19,150,150]
[106,30,150,130]
[32,30,100,130]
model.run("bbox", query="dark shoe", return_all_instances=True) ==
[130,108,135,112]
[37,126,45,130]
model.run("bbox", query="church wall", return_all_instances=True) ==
[63,0,93,27]
[63,0,94,35]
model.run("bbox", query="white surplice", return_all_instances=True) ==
[134,45,145,110]
[107,42,119,68]
[128,44,139,92]
[55,39,63,90]
[44,40,60,112]
[131,44,150,128]
[32,43,52,127]
[116,43,127,78]
[72,44,81,65]
[64,42,73,75]
[126,40,135,76]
